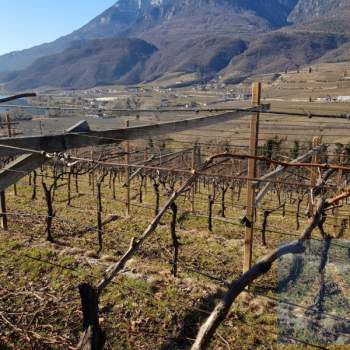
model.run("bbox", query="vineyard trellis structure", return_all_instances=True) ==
[1,85,350,349]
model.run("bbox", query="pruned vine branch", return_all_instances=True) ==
[191,198,327,350]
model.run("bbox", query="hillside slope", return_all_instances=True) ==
[5,38,157,91]
[222,30,350,82]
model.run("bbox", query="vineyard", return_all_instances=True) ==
[1,84,350,349]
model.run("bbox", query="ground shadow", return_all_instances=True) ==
[277,254,304,293]
[159,290,223,350]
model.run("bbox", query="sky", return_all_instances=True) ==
[0,0,116,55]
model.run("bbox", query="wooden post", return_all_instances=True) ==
[112,170,117,200]
[42,182,54,242]
[77,283,106,350]
[67,169,72,206]
[0,115,12,230]
[75,169,79,193]
[144,148,148,194]
[124,120,131,216]
[333,151,345,236]
[243,82,261,274]
[0,191,8,231]
[208,195,214,232]
[190,144,196,212]
[10,109,17,197]
[220,184,228,218]
[310,137,321,186]
[31,170,37,200]
[96,181,103,252]
[170,202,179,277]
[91,171,95,195]
[309,136,322,216]
[153,181,160,216]
[6,114,12,137]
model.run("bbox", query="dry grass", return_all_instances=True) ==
[0,159,349,349]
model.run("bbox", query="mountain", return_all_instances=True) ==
[5,38,157,91]
[222,30,350,83]
[288,0,350,23]
[0,0,298,73]
[3,0,350,90]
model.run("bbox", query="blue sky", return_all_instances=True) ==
[0,0,116,55]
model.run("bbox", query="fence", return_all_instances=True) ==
[1,86,350,349]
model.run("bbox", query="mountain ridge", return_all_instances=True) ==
[5,38,157,91]
[0,0,298,72]
[3,0,350,90]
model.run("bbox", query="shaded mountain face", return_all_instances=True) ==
[5,36,248,90]
[222,30,350,82]
[5,38,157,91]
[140,37,248,81]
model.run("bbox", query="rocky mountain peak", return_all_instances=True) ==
[289,0,350,23]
